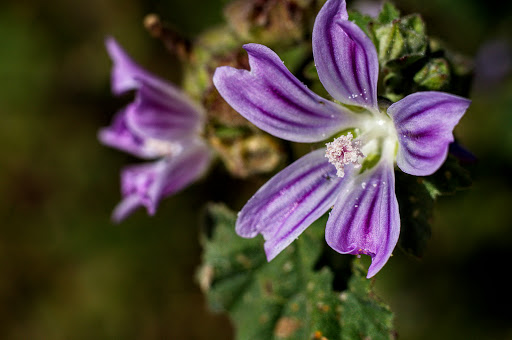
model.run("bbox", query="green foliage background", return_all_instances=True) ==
[0,0,511,339]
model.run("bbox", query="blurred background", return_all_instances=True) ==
[1,0,511,339]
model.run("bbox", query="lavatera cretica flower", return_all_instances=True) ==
[99,37,212,222]
[213,0,470,277]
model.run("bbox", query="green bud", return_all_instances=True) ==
[377,2,401,25]
[374,14,427,67]
[413,58,450,90]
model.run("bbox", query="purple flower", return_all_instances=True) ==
[213,0,470,277]
[100,37,212,222]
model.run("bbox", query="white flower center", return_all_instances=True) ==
[325,132,365,178]
[144,138,182,157]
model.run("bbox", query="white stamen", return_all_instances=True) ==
[325,132,365,178]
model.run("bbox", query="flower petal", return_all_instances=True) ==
[313,0,379,109]
[106,37,204,141]
[105,36,149,95]
[213,44,359,143]
[112,139,212,222]
[325,159,400,278]
[125,76,205,141]
[98,108,163,159]
[388,91,471,176]
[236,149,346,260]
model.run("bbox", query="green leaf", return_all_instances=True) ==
[340,259,396,340]
[198,204,395,339]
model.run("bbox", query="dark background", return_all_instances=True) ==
[1,0,511,339]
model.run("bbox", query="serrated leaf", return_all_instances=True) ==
[340,259,396,340]
[199,204,340,339]
[199,204,395,339]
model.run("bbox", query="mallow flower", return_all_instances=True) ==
[213,0,470,277]
[99,38,212,222]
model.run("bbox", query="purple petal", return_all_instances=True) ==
[125,76,205,141]
[325,159,400,278]
[105,36,149,95]
[312,0,379,109]
[98,108,147,157]
[98,108,164,159]
[112,139,212,222]
[106,37,204,141]
[213,44,359,143]
[236,149,346,260]
[388,91,471,176]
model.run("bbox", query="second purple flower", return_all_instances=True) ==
[100,38,212,222]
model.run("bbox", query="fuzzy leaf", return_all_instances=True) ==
[340,259,396,340]
[199,204,395,339]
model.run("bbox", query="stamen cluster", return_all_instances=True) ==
[325,132,365,178]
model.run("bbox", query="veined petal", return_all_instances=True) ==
[213,44,358,143]
[106,37,204,140]
[236,149,345,260]
[125,76,205,141]
[313,0,379,110]
[388,91,471,176]
[325,159,400,278]
[98,108,161,159]
[112,139,212,222]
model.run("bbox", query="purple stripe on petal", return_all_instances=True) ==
[312,0,379,109]
[388,91,471,176]
[112,139,212,222]
[325,159,400,278]
[236,149,346,260]
[106,37,204,141]
[98,108,160,159]
[125,78,205,141]
[213,44,359,143]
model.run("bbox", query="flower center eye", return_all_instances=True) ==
[325,132,365,178]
